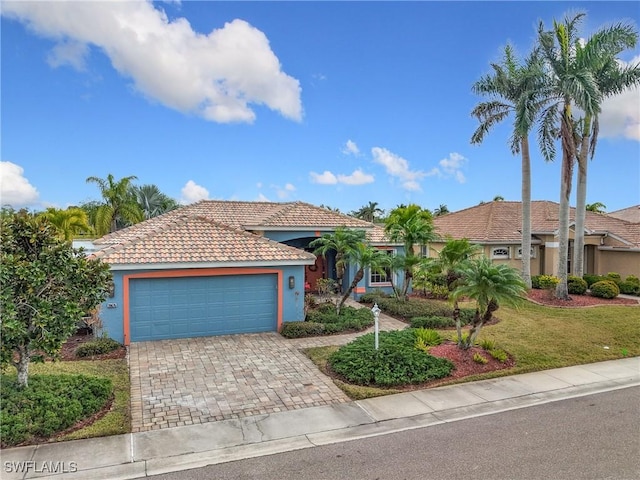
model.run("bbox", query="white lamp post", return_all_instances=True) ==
[371,303,381,350]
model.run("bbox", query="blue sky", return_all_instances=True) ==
[2,1,639,216]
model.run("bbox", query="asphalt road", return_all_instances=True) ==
[147,387,640,480]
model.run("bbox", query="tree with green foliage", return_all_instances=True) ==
[0,211,112,388]
[309,227,367,293]
[385,204,436,299]
[338,243,390,314]
[451,256,526,350]
[39,207,92,241]
[351,201,384,223]
[586,202,607,213]
[471,44,553,289]
[570,27,639,277]
[433,204,450,217]
[86,174,143,235]
[133,184,179,219]
[538,12,637,296]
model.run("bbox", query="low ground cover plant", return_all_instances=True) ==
[0,374,112,447]
[367,296,475,325]
[280,304,374,338]
[328,329,453,387]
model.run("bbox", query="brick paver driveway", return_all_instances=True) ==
[129,304,405,432]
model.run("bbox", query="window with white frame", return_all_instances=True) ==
[369,249,394,284]
[420,245,429,258]
[516,246,536,258]
[491,247,510,259]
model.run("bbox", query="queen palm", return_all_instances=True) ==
[309,227,366,293]
[86,174,143,235]
[452,256,527,350]
[385,204,437,299]
[572,43,639,277]
[538,13,638,295]
[471,44,553,289]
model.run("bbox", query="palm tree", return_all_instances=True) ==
[86,174,143,235]
[351,201,384,223]
[309,227,366,293]
[537,12,637,298]
[385,204,437,298]
[40,207,92,241]
[471,44,553,289]
[133,184,179,219]
[433,204,450,217]
[338,243,390,314]
[586,202,607,213]
[427,238,482,341]
[572,35,639,277]
[452,256,527,350]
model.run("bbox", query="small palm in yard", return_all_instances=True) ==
[338,243,390,314]
[452,256,527,349]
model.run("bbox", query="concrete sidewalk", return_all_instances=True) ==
[2,357,639,480]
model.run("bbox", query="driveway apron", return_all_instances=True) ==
[129,303,405,432]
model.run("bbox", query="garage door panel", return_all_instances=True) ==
[129,274,277,341]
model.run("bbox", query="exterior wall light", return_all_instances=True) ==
[288,276,295,289]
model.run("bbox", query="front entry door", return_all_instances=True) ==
[305,255,326,292]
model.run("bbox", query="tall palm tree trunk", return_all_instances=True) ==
[339,269,364,313]
[555,106,575,300]
[573,116,592,278]
[521,137,532,288]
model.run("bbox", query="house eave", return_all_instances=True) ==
[108,259,316,271]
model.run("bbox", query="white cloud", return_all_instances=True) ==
[3,1,302,123]
[272,182,296,199]
[180,180,209,204]
[0,161,39,207]
[600,56,640,141]
[342,139,360,156]
[310,171,338,185]
[371,147,426,191]
[437,152,467,183]
[46,40,89,71]
[337,169,374,185]
[256,193,270,202]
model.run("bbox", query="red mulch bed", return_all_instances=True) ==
[527,289,639,308]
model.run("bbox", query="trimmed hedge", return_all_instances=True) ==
[410,316,455,329]
[590,280,620,299]
[374,297,474,324]
[1,374,112,447]
[329,330,453,387]
[281,305,374,338]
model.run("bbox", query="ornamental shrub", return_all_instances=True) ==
[590,280,620,299]
[606,272,622,284]
[537,275,559,290]
[624,275,640,287]
[567,276,588,295]
[75,337,122,358]
[358,290,388,304]
[618,281,640,295]
[410,316,455,329]
[284,306,374,338]
[329,330,453,387]
[531,275,542,289]
[583,274,604,287]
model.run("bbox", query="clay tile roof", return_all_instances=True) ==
[92,216,316,265]
[252,201,376,229]
[433,200,640,247]
[609,205,640,224]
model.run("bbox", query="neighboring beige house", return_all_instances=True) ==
[430,201,640,279]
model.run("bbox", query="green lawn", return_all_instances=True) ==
[306,300,640,398]
[27,359,130,441]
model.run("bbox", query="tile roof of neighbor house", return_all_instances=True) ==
[432,200,640,248]
[91,200,391,265]
[92,216,316,266]
[609,205,640,224]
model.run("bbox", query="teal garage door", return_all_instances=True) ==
[129,274,277,341]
